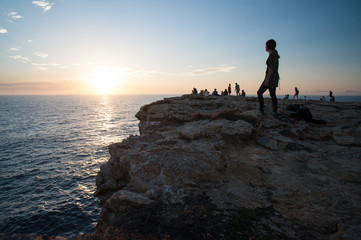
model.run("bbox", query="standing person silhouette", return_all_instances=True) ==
[228,84,232,95]
[257,39,280,114]
[235,83,240,96]
[329,91,335,102]
[293,87,299,99]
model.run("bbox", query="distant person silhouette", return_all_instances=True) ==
[212,88,219,96]
[204,89,209,96]
[329,91,335,102]
[228,84,232,95]
[293,87,299,99]
[257,39,280,114]
[241,90,246,97]
[235,83,240,96]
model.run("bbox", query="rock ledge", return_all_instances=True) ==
[95,95,361,239]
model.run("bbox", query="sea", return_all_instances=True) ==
[0,94,360,238]
[0,95,174,238]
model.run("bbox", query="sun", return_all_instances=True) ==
[88,67,120,94]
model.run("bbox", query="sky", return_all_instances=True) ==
[0,0,360,95]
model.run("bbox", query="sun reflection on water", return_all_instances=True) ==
[0,94,171,237]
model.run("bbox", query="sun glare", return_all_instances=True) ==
[88,68,121,94]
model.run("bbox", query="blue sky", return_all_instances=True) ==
[0,0,360,95]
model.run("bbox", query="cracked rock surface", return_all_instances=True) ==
[95,95,361,239]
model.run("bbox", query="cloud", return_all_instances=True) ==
[32,62,60,66]
[9,55,32,63]
[33,51,49,58]
[108,65,237,77]
[72,64,237,79]
[0,81,59,90]
[73,62,94,66]
[119,67,178,77]
[10,47,21,51]
[345,90,361,93]
[32,62,65,70]
[0,27,8,34]
[0,82,37,87]
[126,68,167,75]
[8,11,24,19]
[28,40,33,43]
[309,91,329,94]
[185,65,237,76]
[32,0,54,12]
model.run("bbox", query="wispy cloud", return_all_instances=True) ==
[0,27,8,34]
[9,55,32,63]
[119,67,179,77]
[33,51,49,58]
[124,68,169,75]
[32,0,54,12]
[0,81,59,89]
[32,62,60,66]
[32,62,66,70]
[184,65,237,76]
[115,65,237,77]
[345,90,361,93]
[0,82,39,87]
[10,47,21,51]
[73,62,94,66]
[8,11,24,19]
[73,63,237,79]
[309,91,329,93]
[28,40,33,43]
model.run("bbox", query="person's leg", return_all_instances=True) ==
[257,82,267,112]
[269,87,278,113]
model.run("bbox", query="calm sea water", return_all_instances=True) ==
[0,95,173,238]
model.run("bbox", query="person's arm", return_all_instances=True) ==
[264,68,273,87]
[264,52,278,87]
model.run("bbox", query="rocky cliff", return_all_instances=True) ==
[94,95,361,240]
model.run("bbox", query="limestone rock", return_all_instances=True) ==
[95,95,361,239]
[177,119,253,140]
[333,125,361,146]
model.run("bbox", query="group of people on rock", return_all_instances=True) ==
[192,83,246,97]
[193,39,335,115]
[283,88,335,102]
[191,39,279,115]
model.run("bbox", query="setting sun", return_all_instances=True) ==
[88,67,121,94]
